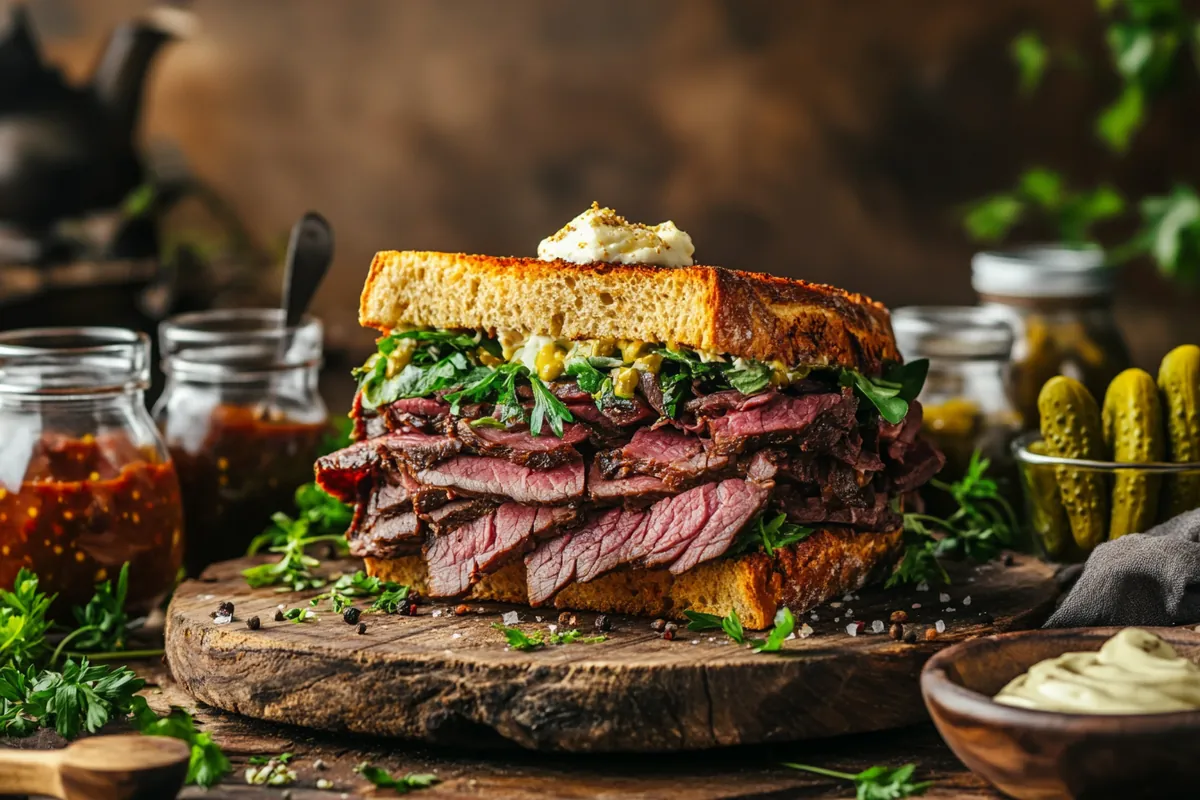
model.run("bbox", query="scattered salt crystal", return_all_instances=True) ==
[548,624,558,633]
[946,607,956,613]
[963,596,972,606]
[213,613,232,625]
[845,623,859,637]
[277,603,286,609]
[432,610,443,618]
[935,620,946,633]
[834,616,841,622]
[451,633,461,639]
[691,640,700,645]
[196,594,215,601]
[830,601,843,609]
[842,594,854,602]
[708,637,716,642]
[916,582,929,592]
[912,603,921,609]
[846,609,854,617]
[871,620,885,634]
[785,632,796,641]
[810,613,819,621]
[939,593,950,603]
[502,611,520,626]
[798,623,815,639]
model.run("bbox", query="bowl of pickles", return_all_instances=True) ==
[1014,344,1200,561]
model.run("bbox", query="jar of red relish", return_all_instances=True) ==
[152,309,328,574]
[0,328,184,614]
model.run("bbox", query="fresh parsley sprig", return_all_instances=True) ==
[369,583,411,614]
[683,607,796,653]
[52,563,132,662]
[888,450,1017,588]
[355,763,439,793]
[0,568,54,669]
[0,658,143,739]
[784,762,932,799]
[246,483,352,556]
[309,570,395,613]
[730,513,813,557]
[132,704,232,788]
[491,623,606,650]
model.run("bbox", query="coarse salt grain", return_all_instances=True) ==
[939,593,950,603]
[846,609,854,617]
[963,596,972,606]
[213,613,232,625]
[834,616,841,622]
[196,594,215,601]
[451,633,461,639]
[785,632,796,641]
[845,623,859,637]
[830,601,843,608]
[912,603,922,609]
[946,607,956,613]
[916,582,929,592]
[935,620,946,633]
[871,620,885,634]
[432,610,442,617]
[502,611,520,626]
[548,624,558,633]
[691,640,700,645]
[798,623,815,639]
[842,594,854,602]
[811,613,819,621]
[536,616,544,622]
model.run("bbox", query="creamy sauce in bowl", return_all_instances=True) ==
[994,628,1200,714]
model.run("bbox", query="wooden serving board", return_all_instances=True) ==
[165,555,1057,753]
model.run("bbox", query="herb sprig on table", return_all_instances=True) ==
[684,607,796,653]
[491,623,607,650]
[888,450,1018,588]
[355,762,440,793]
[784,761,933,799]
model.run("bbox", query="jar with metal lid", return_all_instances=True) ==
[972,246,1131,428]
[0,328,184,614]
[152,309,329,573]
[892,306,1023,508]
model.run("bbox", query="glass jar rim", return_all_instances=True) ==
[0,326,150,396]
[892,305,1014,360]
[971,244,1114,299]
[1013,431,1200,471]
[160,308,323,381]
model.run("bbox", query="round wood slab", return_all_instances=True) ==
[165,555,1057,753]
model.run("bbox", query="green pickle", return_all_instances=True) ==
[1038,376,1109,550]
[1158,345,1200,518]
[1102,368,1164,538]
[1024,440,1071,558]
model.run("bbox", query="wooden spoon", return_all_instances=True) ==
[0,734,190,799]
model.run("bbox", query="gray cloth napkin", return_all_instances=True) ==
[1044,508,1200,628]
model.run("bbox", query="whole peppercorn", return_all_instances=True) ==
[650,618,667,633]
[662,622,678,641]
[1002,553,1015,567]
[889,610,908,624]
[903,630,918,644]
[558,611,578,627]
[217,601,235,617]
[454,604,470,617]
[273,609,285,622]
[398,601,415,617]
[888,622,903,641]
[978,612,994,626]
[343,607,362,625]
[408,590,422,605]
[924,627,938,641]
[246,616,261,631]
[357,622,368,635]
[594,614,611,632]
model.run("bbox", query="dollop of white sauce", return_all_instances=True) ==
[538,202,695,267]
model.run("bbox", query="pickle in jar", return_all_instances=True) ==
[1038,376,1109,550]
[1023,439,1072,558]
[1103,368,1165,538]
[1158,345,1200,519]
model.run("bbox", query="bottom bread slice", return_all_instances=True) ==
[364,525,901,630]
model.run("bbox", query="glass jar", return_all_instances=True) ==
[0,328,184,614]
[152,309,329,574]
[972,246,1131,428]
[892,306,1024,509]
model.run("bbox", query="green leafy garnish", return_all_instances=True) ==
[839,360,928,425]
[0,568,54,669]
[963,168,1125,246]
[310,571,394,613]
[133,704,232,788]
[247,483,353,556]
[1128,184,1200,283]
[248,752,294,766]
[491,623,545,651]
[1010,30,1048,94]
[355,763,440,792]
[730,513,814,557]
[59,563,131,658]
[725,360,774,395]
[0,658,144,739]
[281,608,316,624]
[564,355,622,394]
[355,330,488,410]
[369,583,411,614]
[888,450,1018,588]
[783,762,932,799]
[548,629,607,645]
[683,607,796,653]
[528,373,575,437]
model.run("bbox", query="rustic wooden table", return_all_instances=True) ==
[2,657,1002,799]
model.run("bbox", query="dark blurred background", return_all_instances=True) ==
[10,0,1200,368]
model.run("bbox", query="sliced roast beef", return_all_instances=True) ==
[315,439,382,501]
[685,389,778,417]
[454,420,589,469]
[426,503,579,596]
[411,455,586,505]
[889,437,946,493]
[348,510,422,558]
[879,400,923,460]
[775,486,901,530]
[379,397,452,433]
[421,497,499,535]
[377,430,462,471]
[586,461,672,506]
[525,506,650,604]
[597,427,731,488]
[707,390,855,454]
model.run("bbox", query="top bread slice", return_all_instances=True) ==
[359,251,900,373]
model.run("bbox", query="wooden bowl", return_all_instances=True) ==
[921,627,1200,800]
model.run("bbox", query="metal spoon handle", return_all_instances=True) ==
[282,211,334,329]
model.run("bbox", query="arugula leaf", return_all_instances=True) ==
[491,623,545,651]
[564,356,622,394]
[731,513,814,557]
[783,762,932,799]
[356,330,485,410]
[658,369,692,418]
[369,583,411,614]
[725,360,774,395]
[840,360,928,425]
[753,608,796,653]
[355,763,440,792]
[683,610,724,632]
[528,373,575,437]
[134,704,232,788]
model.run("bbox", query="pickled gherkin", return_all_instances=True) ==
[1024,440,1071,558]
[1038,376,1109,550]
[1158,345,1200,518]
[1102,369,1164,538]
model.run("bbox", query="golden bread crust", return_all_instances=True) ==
[359,251,899,373]
[364,526,901,630]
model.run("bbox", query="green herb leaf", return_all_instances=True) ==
[0,569,54,669]
[281,608,316,624]
[1137,184,1200,282]
[753,608,796,653]
[1010,31,1049,94]
[725,360,774,395]
[136,705,232,788]
[491,623,545,651]
[65,563,131,656]
[721,609,746,645]
[528,373,574,437]
[564,356,621,394]
[730,513,813,557]
[963,194,1024,242]
[355,763,440,792]
[369,583,411,614]
[1096,81,1145,153]
[784,762,933,799]
[547,629,607,645]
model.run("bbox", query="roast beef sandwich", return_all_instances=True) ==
[316,205,944,628]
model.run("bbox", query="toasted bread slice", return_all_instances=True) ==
[364,525,901,630]
[359,251,899,374]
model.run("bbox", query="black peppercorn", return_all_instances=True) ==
[594,614,611,632]
[343,607,362,625]
[274,609,285,622]
[661,623,677,641]
[217,601,234,617]
[1002,553,1014,567]
[557,611,578,627]
[247,616,261,631]
[650,618,667,633]
[357,622,367,635]
[903,630,918,644]
[398,602,413,616]
[408,590,421,605]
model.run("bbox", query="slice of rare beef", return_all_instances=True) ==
[596,427,730,488]
[421,497,499,535]
[348,510,422,558]
[707,390,855,455]
[454,420,589,470]
[412,455,586,505]
[425,503,578,596]
[525,506,650,605]
[586,461,673,506]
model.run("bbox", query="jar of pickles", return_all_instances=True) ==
[0,328,184,614]
[152,309,328,574]
[892,307,1023,505]
[972,246,1131,428]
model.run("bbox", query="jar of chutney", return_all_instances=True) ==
[153,309,328,573]
[0,328,184,614]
